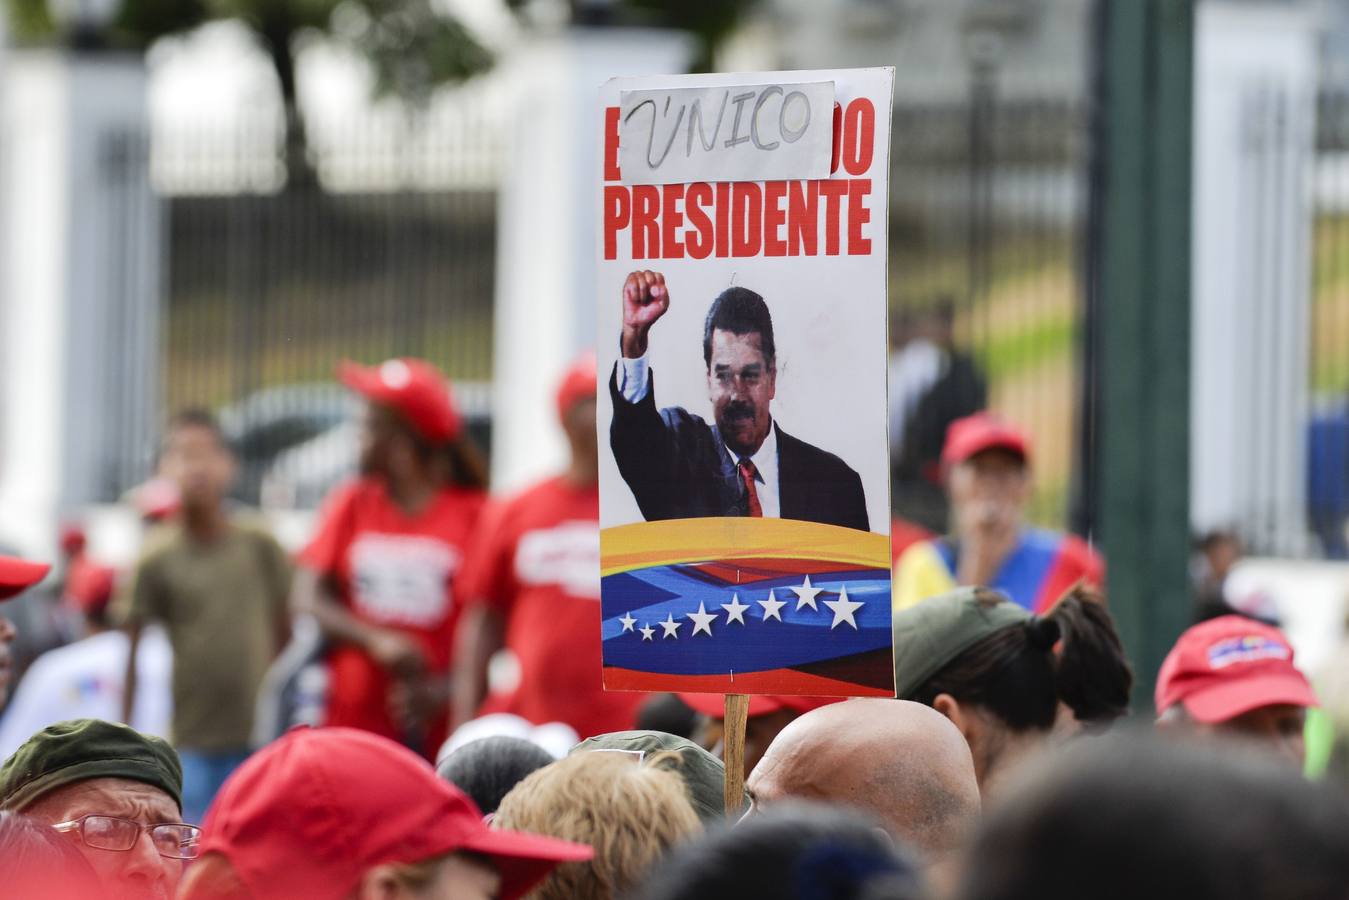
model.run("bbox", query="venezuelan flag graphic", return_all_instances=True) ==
[601,518,895,697]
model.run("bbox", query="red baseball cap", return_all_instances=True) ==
[678,693,841,719]
[941,412,1032,469]
[0,556,50,601]
[132,477,181,521]
[200,727,591,900]
[63,559,117,615]
[59,523,87,557]
[1155,615,1318,724]
[339,358,463,444]
[555,350,598,421]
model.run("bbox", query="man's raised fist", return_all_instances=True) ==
[621,270,669,359]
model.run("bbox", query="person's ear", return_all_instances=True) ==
[355,865,403,900]
[933,693,977,743]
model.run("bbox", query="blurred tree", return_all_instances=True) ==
[4,0,491,184]
[614,0,760,72]
[4,0,756,177]
[503,0,760,72]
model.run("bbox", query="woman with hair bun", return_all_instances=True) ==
[892,584,1133,796]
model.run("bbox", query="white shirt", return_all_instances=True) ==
[887,338,945,450]
[617,353,782,518]
[0,627,173,758]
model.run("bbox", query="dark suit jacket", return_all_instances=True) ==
[610,368,869,531]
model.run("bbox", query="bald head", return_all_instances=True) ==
[746,699,980,862]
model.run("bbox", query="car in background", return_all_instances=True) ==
[218,384,359,507]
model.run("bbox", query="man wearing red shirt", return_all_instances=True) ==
[294,358,489,758]
[453,353,643,740]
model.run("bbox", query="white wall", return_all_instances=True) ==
[0,52,158,559]
[1190,2,1317,555]
[489,28,692,493]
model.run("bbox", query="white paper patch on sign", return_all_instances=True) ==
[618,81,835,186]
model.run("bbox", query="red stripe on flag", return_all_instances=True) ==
[602,666,894,698]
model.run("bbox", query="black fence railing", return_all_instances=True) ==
[96,112,501,507]
[888,94,1089,532]
[97,93,1094,528]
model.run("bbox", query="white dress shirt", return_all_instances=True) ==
[617,353,782,518]
[730,422,781,517]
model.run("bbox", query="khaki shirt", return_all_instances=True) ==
[120,517,291,751]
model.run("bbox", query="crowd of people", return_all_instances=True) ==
[0,351,1347,900]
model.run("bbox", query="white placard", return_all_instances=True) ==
[619,81,835,186]
[598,68,896,699]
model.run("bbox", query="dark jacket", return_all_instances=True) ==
[609,368,869,531]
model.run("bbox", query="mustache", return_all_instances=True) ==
[723,401,756,420]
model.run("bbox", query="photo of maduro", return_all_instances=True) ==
[609,269,869,530]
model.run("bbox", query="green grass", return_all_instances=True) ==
[980,312,1075,383]
[1312,215,1349,394]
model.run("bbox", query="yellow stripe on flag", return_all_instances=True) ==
[600,517,890,576]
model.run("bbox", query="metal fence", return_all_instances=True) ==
[96,110,501,507]
[1310,86,1349,558]
[888,92,1088,532]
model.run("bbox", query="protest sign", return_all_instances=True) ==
[597,67,896,701]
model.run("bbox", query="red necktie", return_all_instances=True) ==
[738,459,763,517]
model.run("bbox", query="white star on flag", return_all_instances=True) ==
[823,584,864,630]
[687,602,717,637]
[640,624,655,641]
[659,613,682,639]
[758,589,786,622]
[791,574,823,610]
[619,612,636,633]
[721,593,750,625]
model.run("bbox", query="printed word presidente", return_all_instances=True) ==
[602,98,879,261]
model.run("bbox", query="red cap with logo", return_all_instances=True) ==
[200,727,591,900]
[555,350,598,421]
[339,358,463,444]
[0,556,50,601]
[941,412,1032,469]
[1155,615,1318,724]
[678,693,841,719]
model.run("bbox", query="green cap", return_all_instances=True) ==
[571,730,745,823]
[892,587,1033,698]
[0,719,183,813]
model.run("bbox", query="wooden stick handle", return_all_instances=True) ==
[723,693,750,818]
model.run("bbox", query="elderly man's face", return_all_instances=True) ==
[707,329,776,459]
[27,777,185,900]
[0,615,15,707]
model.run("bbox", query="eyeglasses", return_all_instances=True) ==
[52,815,201,860]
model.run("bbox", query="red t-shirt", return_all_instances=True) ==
[459,476,643,740]
[300,477,486,756]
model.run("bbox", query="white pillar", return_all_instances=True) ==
[490,27,692,493]
[1190,2,1317,555]
[0,51,159,559]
